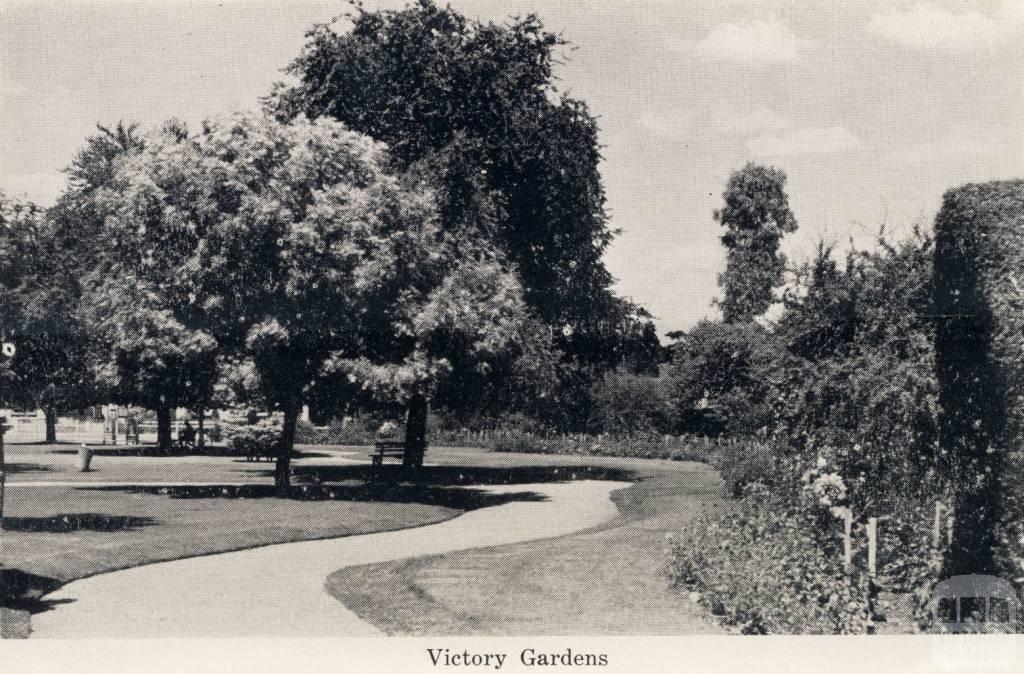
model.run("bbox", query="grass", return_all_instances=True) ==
[0,443,531,638]
[325,458,729,635]
[1,441,727,638]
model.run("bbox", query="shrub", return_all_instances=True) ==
[715,439,778,498]
[227,419,281,457]
[933,181,1024,576]
[294,416,402,445]
[490,429,733,464]
[587,371,672,436]
[773,232,940,511]
[667,484,873,634]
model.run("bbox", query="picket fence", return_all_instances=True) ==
[3,415,193,445]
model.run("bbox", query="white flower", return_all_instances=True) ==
[810,472,847,507]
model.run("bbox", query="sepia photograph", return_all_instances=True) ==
[1,1,1023,671]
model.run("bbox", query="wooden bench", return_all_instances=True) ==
[245,445,278,463]
[371,441,406,468]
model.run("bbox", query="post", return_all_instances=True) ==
[833,506,853,569]
[865,516,881,635]
[933,502,943,548]
[844,510,854,569]
[197,405,206,449]
[0,415,8,524]
[867,517,878,577]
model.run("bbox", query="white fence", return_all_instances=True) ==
[2,415,195,445]
[3,416,105,444]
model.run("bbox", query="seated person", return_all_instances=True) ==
[178,420,197,447]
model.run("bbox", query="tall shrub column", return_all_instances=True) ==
[933,180,1024,577]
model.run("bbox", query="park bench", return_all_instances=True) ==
[371,441,406,468]
[245,445,278,463]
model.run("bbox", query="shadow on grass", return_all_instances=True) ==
[0,568,68,621]
[1,513,158,533]
[50,448,333,460]
[0,462,52,474]
[85,482,548,511]
[286,463,639,486]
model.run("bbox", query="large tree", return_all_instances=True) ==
[90,111,539,485]
[0,192,97,442]
[269,0,650,385]
[716,163,798,323]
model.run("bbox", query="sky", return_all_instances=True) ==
[2,0,1024,337]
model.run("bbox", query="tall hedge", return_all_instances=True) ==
[933,180,1024,576]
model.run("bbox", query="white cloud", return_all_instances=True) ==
[678,20,816,63]
[635,108,691,139]
[748,125,861,157]
[866,2,1024,49]
[715,107,791,135]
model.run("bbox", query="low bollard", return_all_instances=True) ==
[78,443,93,472]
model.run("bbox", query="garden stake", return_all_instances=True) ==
[0,415,7,524]
[866,516,879,634]
[831,506,853,569]
[867,517,878,577]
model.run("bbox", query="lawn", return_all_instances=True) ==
[0,443,510,638]
[325,457,729,635]
[1,442,727,638]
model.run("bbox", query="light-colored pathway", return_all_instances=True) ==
[30,479,628,638]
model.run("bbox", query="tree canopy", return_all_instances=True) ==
[87,111,545,483]
[716,163,798,323]
[269,0,651,381]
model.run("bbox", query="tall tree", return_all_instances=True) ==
[88,112,539,484]
[0,192,97,441]
[269,0,649,381]
[716,163,798,323]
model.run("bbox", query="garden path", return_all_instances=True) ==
[29,479,627,637]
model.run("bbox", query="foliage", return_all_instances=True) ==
[667,484,872,634]
[664,320,788,436]
[294,416,404,446]
[226,419,281,458]
[773,231,940,512]
[488,428,753,465]
[715,164,798,322]
[0,192,98,437]
[932,180,1024,577]
[587,371,672,436]
[86,112,439,483]
[271,0,658,418]
[716,439,778,498]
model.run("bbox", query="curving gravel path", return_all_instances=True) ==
[29,479,628,638]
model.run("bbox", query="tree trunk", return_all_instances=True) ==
[197,405,206,449]
[274,400,301,492]
[44,406,57,444]
[403,394,428,468]
[156,403,173,452]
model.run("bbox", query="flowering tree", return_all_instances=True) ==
[329,245,552,466]
[90,111,543,483]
